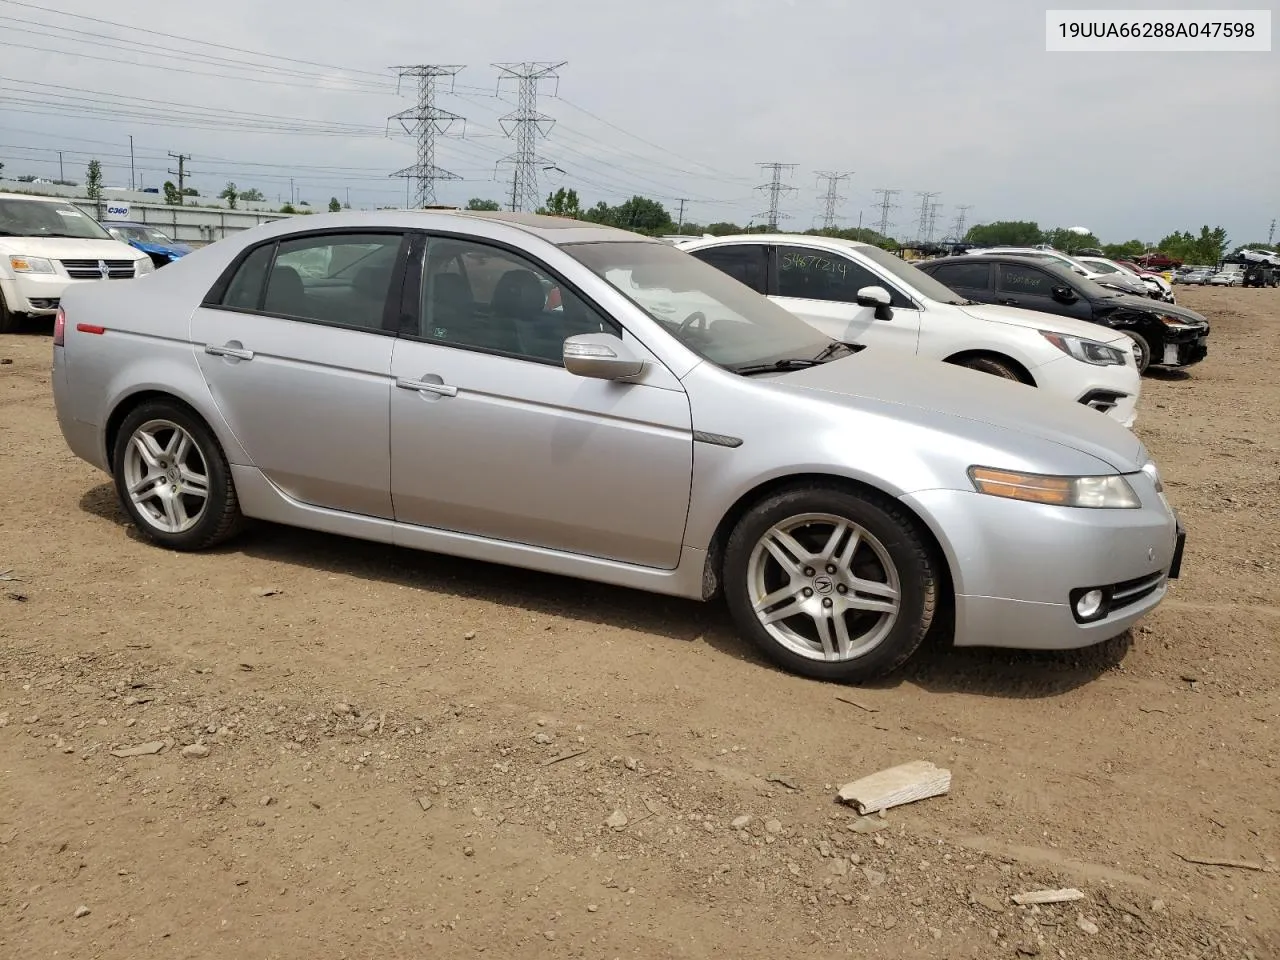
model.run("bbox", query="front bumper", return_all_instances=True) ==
[1156,326,1209,367]
[1,273,76,315]
[1032,349,1141,429]
[903,482,1180,651]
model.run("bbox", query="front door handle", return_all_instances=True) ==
[396,376,458,398]
[206,343,254,360]
[998,298,1019,306]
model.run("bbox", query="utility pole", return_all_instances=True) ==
[951,204,973,242]
[58,151,64,180]
[1269,218,1276,247]
[345,187,351,209]
[129,136,135,191]
[167,152,190,204]
[388,64,465,208]
[814,171,852,231]
[872,188,900,238]
[493,61,566,213]
[675,198,688,232]
[913,191,940,242]
[755,162,797,230]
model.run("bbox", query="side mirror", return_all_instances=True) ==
[854,285,895,321]
[563,333,644,381]
[1051,285,1078,303]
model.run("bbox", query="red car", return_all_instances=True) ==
[1134,252,1182,269]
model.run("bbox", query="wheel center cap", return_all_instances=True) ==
[166,467,179,482]
[812,575,835,596]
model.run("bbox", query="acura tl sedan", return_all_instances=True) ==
[51,211,1185,682]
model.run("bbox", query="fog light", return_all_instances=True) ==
[1075,589,1105,620]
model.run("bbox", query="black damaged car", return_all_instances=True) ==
[917,254,1210,374]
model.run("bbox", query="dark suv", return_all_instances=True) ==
[916,254,1209,374]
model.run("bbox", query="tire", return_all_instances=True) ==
[111,399,244,550]
[952,354,1023,381]
[0,288,17,334]
[723,484,938,683]
[1123,330,1152,374]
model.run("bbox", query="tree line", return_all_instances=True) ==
[960,220,1266,264]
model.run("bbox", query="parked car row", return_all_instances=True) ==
[49,209,1185,685]
[0,192,190,332]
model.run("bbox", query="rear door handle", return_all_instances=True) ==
[206,343,254,360]
[396,376,458,397]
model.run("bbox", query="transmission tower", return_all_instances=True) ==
[814,171,852,231]
[926,201,944,242]
[493,61,566,212]
[387,65,465,208]
[1269,218,1276,246]
[872,188,900,237]
[755,162,797,230]
[951,204,973,241]
[913,191,940,242]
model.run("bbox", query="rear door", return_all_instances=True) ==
[924,260,994,301]
[192,230,408,519]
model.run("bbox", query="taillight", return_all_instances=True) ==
[53,306,66,346]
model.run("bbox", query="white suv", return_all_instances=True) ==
[675,234,1142,428]
[0,192,154,332]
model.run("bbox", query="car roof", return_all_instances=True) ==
[0,191,76,204]
[919,253,1082,280]
[682,233,877,253]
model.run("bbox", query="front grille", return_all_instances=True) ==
[60,259,135,280]
[1109,572,1164,613]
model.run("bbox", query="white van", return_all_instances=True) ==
[0,192,154,332]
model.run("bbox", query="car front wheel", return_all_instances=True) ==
[1123,330,1152,373]
[111,400,244,550]
[723,485,938,682]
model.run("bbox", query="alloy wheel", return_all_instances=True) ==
[122,419,210,534]
[746,512,900,662]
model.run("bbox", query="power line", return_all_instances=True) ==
[913,191,940,242]
[493,61,566,212]
[755,162,797,230]
[814,171,852,231]
[387,65,465,208]
[872,188,900,237]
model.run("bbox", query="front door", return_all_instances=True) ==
[389,235,694,569]
[771,244,923,355]
[993,262,1094,322]
[191,230,407,519]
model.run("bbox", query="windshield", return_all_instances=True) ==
[108,224,174,244]
[852,244,974,304]
[564,239,833,369]
[1082,259,1120,274]
[0,197,113,240]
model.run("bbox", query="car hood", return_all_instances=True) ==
[131,239,192,257]
[1093,275,1148,294]
[772,351,1146,472]
[953,301,1131,345]
[1097,293,1208,325]
[0,236,145,260]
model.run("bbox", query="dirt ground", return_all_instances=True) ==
[2,285,1277,960]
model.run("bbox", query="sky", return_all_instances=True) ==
[0,0,1276,245]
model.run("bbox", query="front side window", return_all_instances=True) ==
[219,232,402,330]
[777,246,883,303]
[688,244,768,294]
[565,239,832,370]
[997,263,1056,296]
[417,238,614,363]
[929,262,993,291]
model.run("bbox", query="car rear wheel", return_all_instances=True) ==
[0,289,17,334]
[952,354,1022,381]
[723,485,938,682]
[1123,331,1152,373]
[111,400,244,550]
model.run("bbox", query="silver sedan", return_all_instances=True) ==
[51,211,1185,682]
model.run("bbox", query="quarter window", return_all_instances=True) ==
[688,245,768,294]
[997,263,1056,297]
[929,262,993,291]
[776,246,912,307]
[418,238,615,364]
[219,232,403,331]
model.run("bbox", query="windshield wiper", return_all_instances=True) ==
[733,342,862,376]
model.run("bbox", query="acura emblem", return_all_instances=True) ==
[98,259,109,279]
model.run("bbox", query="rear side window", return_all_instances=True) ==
[688,245,768,294]
[997,263,1056,296]
[929,262,992,291]
[221,244,274,310]
[776,245,913,307]
[217,232,404,332]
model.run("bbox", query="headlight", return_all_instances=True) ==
[1039,331,1127,366]
[1157,314,1197,330]
[134,258,155,276]
[968,466,1141,509]
[8,255,56,274]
